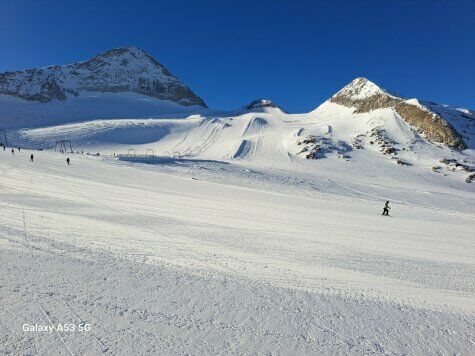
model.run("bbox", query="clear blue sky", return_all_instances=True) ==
[1,0,474,112]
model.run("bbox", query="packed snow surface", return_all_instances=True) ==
[1,145,474,354]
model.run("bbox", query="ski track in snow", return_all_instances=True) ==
[1,148,474,355]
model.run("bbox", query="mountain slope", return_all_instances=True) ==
[329,78,472,149]
[1,66,473,182]
[0,92,207,129]
[0,47,206,107]
[10,95,474,185]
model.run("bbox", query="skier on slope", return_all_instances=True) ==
[66,157,70,165]
[382,201,390,216]
[30,154,34,162]
[11,149,14,155]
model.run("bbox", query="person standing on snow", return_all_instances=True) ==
[11,149,14,155]
[66,157,70,165]
[30,154,34,162]
[382,201,390,216]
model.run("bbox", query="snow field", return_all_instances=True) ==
[1,148,474,354]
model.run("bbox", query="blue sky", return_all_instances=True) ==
[1,0,474,112]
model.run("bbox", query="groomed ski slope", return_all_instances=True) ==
[1,149,474,354]
[6,99,473,181]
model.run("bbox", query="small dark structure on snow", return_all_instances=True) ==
[0,129,7,147]
[54,140,73,153]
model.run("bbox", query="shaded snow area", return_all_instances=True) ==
[0,93,207,129]
[1,149,474,355]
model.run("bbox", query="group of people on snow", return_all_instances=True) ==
[2,144,71,165]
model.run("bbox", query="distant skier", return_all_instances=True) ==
[11,149,14,155]
[382,201,390,216]
[66,157,70,165]
[30,154,34,162]
[18,147,21,152]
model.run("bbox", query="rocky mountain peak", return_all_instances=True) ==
[329,77,401,113]
[0,47,207,107]
[92,47,159,66]
[328,77,467,150]
[100,46,147,56]
[332,77,394,101]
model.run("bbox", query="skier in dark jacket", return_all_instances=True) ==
[66,157,70,165]
[382,201,390,216]
[11,149,14,155]
[30,154,34,162]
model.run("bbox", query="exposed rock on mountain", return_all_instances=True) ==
[297,135,351,159]
[466,173,475,183]
[244,99,285,112]
[329,77,468,149]
[0,47,206,107]
[394,101,465,149]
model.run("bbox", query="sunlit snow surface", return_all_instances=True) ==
[1,93,474,354]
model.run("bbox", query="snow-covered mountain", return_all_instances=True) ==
[0,51,473,182]
[0,47,206,107]
[9,84,474,183]
[330,77,472,149]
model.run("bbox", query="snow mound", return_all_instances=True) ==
[232,139,253,159]
[242,117,268,136]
